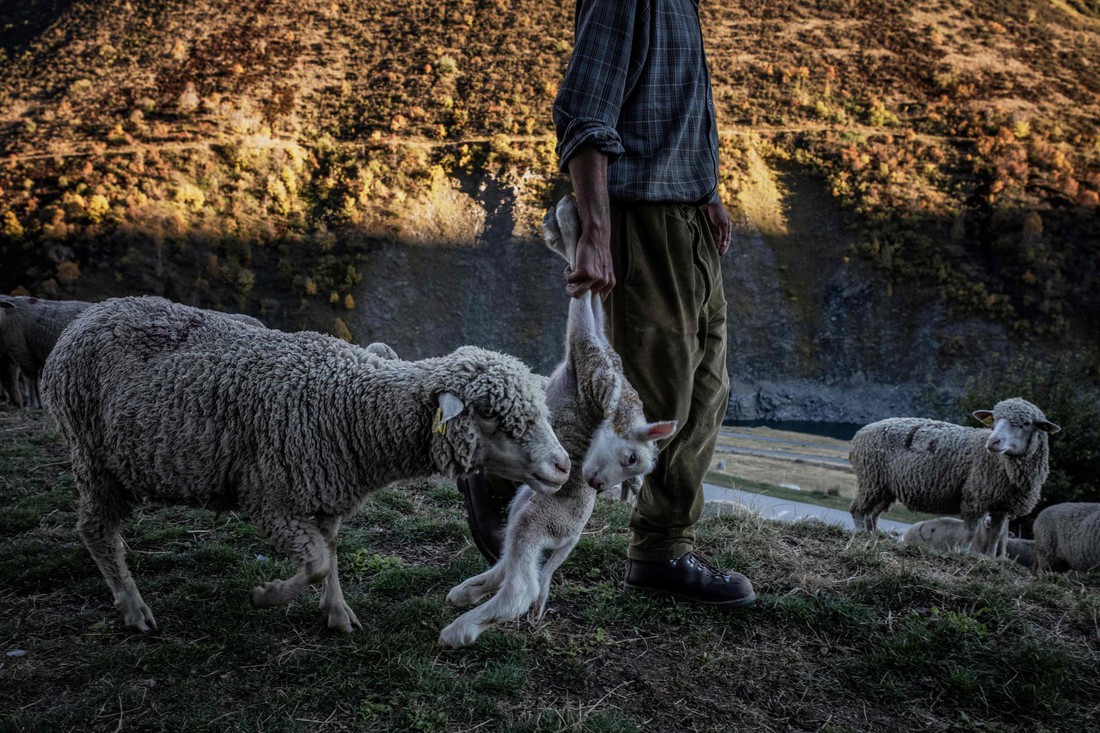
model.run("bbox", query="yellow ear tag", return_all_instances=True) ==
[432,407,447,436]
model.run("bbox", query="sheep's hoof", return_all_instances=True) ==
[325,602,362,633]
[439,619,481,648]
[117,599,157,633]
[250,581,293,608]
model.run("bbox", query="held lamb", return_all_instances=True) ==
[0,295,92,408]
[439,197,677,648]
[41,296,569,633]
[1033,502,1100,572]
[850,398,1060,555]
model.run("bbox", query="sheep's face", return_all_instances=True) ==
[581,417,677,493]
[440,347,569,495]
[974,398,1061,456]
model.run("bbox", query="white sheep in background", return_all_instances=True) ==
[902,517,971,550]
[850,398,1060,555]
[439,197,677,648]
[1033,503,1100,572]
[41,296,569,633]
[0,295,91,408]
[901,515,1035,568]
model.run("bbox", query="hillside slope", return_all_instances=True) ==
[0,0,1097,397]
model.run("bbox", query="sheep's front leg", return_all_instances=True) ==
[979,513,1009,557]
[317,515,361,632]
[250,515,331,610]
[447,561,507,608]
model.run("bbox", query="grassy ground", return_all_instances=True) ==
[2,407,1099,732]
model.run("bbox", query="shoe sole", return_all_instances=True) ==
[623,583,757,609]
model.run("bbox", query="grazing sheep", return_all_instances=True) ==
[1033,503,1100,572]
[850,398,1060,555]
[0,295,92,408]
[439,197,676,648]
[42,296,569,632]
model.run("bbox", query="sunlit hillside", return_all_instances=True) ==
[0,0,1098,341]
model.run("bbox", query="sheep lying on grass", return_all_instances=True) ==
[439,197,676,648]
[42,296,569,632]
[0,295,91,408]
[850,398,1060,555]
[902,516,1035,568]
[1033,503,1100,572]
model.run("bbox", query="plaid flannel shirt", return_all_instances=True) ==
[553,0,720,205]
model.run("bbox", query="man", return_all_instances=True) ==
[461,0,755,607]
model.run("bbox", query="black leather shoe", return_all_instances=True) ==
[624,551,756,608]
[457,472,516,564]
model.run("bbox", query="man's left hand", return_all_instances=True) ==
[701,200,732,256]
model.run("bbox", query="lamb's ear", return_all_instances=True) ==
[1036,419,1061,434]
[0,300,14,309]
[972,410,994,427]
[437,392,465,424]
[631,420,678,441]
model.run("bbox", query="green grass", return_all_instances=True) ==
[2,408,1099,732]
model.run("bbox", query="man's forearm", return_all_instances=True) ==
[567,147,611,241]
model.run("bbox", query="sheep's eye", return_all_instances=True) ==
[475,405,494,420]
[625,452,638,466]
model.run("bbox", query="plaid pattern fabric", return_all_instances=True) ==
[553,0,720,205]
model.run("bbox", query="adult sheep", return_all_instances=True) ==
[1033,503,1100,572]
[849,398,1060,555]
[41,296,569,633]
[0,295,92,408]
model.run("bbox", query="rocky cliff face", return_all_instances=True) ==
[349,168,1025,425]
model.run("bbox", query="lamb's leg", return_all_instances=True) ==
[447,561,507,608]
[74,464,155,632]
[316,515,361,632]
[250,515,331,609]
[439,542,541,648]
[531,536,579,623]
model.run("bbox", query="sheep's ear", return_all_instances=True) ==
[437,392,465,424]
[631,420,678,441]
[1035,419,1061,434]
[972,410,994,427]
[0,300,14,309]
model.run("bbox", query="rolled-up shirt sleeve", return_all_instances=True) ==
[553,0,642,172]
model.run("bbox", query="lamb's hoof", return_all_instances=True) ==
[446,583,486,608]
[325,602,363,633]
[118,600,157,633]
[250,581,291,608]
[439,619,481,648]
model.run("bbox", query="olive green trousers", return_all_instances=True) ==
[604,202,729,562]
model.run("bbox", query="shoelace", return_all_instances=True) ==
[683,551,731,580]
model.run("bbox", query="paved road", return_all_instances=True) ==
[712,444,852,468]
[702,483,909,536]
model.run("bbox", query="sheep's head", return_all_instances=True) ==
[580,378,677,493]
[973,398,1060,456]
[431,346,569,495]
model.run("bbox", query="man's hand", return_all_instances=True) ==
[701,200,732,256]
[565,226,615,300]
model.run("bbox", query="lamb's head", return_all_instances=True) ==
[973,397,1060,456]
[581,378,677,493]
[430,346,570,495]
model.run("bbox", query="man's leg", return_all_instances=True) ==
[458,472,518,564]
[604,203,753,606]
